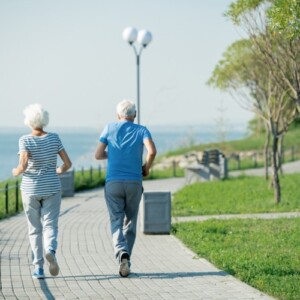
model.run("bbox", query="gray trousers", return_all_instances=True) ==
[104,181,143,261]
[21,191,61,269]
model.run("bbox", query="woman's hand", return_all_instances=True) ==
[12,152,29,176]
[57,149,72,174]
[12,168,20,177]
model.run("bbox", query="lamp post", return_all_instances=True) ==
[122,27,152,124]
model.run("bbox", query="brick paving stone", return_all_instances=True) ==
[0,178,276,299]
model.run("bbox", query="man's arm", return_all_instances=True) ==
[142,138,157,177]
[95,142,108,160]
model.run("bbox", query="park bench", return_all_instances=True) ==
[185,149,228,184]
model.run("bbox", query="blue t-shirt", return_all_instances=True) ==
[99,121,152,182]
[18,132,64,196]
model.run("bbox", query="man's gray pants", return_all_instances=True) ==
[104,181,143,261]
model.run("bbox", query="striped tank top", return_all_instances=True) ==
[18,132,64,196]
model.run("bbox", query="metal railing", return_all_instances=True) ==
[0,180,20,217]
[227,146,300,171]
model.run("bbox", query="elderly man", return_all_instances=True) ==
[95,99,157,277]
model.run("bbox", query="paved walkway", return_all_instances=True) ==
[173,211,300,223]
[0,178,275,300]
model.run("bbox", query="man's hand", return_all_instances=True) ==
[142,164,149,177]
[143,138,157,178]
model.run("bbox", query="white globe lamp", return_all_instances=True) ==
[137,30,152,47]
[122,27,137,44]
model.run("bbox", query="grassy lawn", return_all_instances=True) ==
[172,218,300,300]
[172,173,300,300]
[172,174,300,216]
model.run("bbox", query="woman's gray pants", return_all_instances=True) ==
[21,191,61,269]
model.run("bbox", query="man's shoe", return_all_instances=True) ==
[45,250,59,276]
[32,268,45,279]
[119,252,130,277]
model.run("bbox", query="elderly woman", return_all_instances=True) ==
[12,103,72,279]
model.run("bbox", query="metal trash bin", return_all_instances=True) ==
[140,191,171,234]
[59,170,75,197]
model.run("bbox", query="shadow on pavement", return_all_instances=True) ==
[46,271,227,281]
[37,280,55,300]
[132,271,228,278]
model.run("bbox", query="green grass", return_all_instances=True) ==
[162,127,300,159]
[74,168,105,191]
[172,218,300,300]
[172,172,300,299]
[147,166,184,179]
[0,179,22,220]
[172,174,300,216]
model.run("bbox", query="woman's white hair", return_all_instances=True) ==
[116,99,136,118]
[23,103,49,129]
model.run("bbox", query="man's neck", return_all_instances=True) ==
[119,117,134,122]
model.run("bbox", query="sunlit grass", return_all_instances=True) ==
[172,218,300,300]
[172,173,300,216]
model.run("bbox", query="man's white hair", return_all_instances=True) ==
[23,103,49,129]
[116,99,136,118]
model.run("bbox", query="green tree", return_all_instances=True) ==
[208,39,272,178]
[226,0,300,111]
[208,38,298,203]
[222,0,300,203]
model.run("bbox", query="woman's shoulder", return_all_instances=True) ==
[47,132,58,137]
[45,132,62,139]
[19,133,32,142]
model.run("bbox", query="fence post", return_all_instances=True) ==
[237,156,241,170]
[291,146,295,161]
[15,180,19,212]
[253,153,257,168]
[90,166,93,180]
[5,183,8,215]
[172,160,176,177]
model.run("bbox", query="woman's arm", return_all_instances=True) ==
[12,152,29,176]
[57,149,72,174]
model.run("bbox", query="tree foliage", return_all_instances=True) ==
[226,0,300,40]
[268,0,300,39]
[209,0,300,203]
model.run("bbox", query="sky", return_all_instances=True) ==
[0,0,254,131]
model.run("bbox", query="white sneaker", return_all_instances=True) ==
[45,250,59,276]
[119,252,130,277]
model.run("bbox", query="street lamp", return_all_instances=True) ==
[122,27,152,124]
